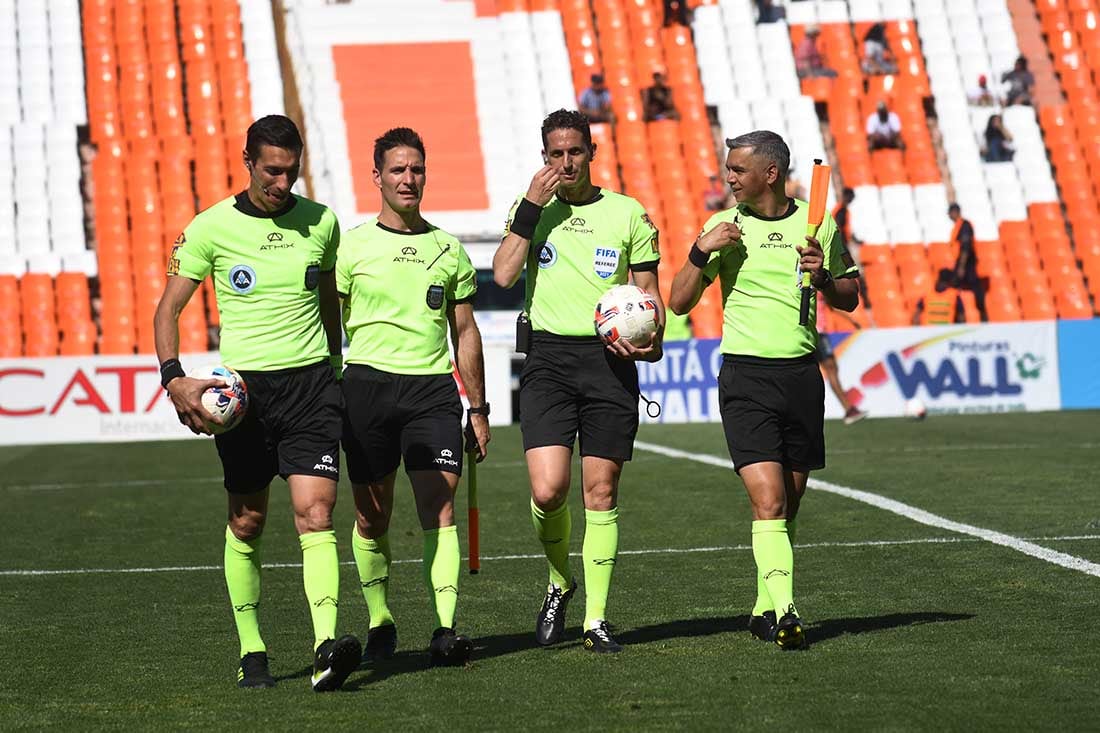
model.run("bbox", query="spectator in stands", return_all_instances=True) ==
[861,23,898,75]
[579,74,613,124]
[663,0,689,26]
[785,166,807,199]
[1002,56,1034,106]
[703,174,733,211]
[967,75,998,106]
[948,203,988,321]
[755,0,786,23]
[866,100,903,151]
[795,25,837,79]
[982,114,1015,162]
[643,71,679,121]
[912,269,966,325]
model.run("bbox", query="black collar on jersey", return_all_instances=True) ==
[555,187,604,207]
[234,190,298,218]
[376,220,432,236]
[739,197,798,221]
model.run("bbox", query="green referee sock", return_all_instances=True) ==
[224,526,265,657]
[299,530,341,650]
[531,500,573,589]
[423,526,460,630]
[583,507,619,627]
[351,527,394,629]
[752,519,797,617]
[751,518,796,617]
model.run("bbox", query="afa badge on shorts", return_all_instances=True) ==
[229,264,257,293]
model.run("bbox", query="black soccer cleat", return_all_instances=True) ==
[748,610,778,642]
[237,651,276,688]
[774,608,809,651]
[311,634,362,691]
[535,578,577,646]
[582,620,623,654]
[362,623,397,665]
[429,627,473,667]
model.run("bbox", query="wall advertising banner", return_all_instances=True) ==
[1056,319,1100,410]
[637,321,1062,423]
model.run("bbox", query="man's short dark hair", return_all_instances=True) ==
[374,127,426,170]
[843,186,855,201]
[725,130,790,179]
[947,202,961,215]
[245,115,303,160]
[541,109,594,151]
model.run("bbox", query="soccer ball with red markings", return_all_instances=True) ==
[904,397,927,420]
[594,285,660,348]
[193,364,249,434]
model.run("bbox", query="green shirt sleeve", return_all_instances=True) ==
[321,208,340,271]
[174,218,214,281]
[452,244,477,302]
[335,232,352,296]
[627,201,660,267]
[820,212,858,278]
[502,196,523,239]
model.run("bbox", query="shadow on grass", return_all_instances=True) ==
[333,611,973,689]
[810,611,976,643]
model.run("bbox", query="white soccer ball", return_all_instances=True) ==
[904,397,927,420]
[193,364,249,434]
[594,284,660,347]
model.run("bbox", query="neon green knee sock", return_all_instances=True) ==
[351,527,394,629]
[531,500,572,589]
[299,530,340,650]
[752,519,796,617]
[224,526,265,657]
[752,518,797,616]
[583,507,619,628]
[423,526,460,630]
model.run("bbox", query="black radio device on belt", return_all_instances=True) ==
[516,312,532,353]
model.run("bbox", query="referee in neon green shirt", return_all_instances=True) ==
[337,128,490,668]
[493,110,664,653]
[669,130,859,650]
[154,115,361,689]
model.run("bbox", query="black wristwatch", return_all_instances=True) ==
[813,269,834,291]
[467,404,491,417]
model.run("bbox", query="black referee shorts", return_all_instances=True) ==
[341,364,464,483]
[718,354,825,473]
[520,332,639,461]
[215,360,342,494]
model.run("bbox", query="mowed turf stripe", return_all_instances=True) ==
[635,440,1100,579]
[5,534,1100,577]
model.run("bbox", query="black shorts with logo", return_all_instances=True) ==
[215,359,343,494]
[718,354,825,473]
[520,332,640,460]
[341,364,464,483]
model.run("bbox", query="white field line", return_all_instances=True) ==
[3,534,1099,578]
[634,440,1100,579]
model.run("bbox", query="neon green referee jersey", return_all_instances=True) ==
[701,198,858,358]
[505,188,660,337]
[170,192,340,371]
[336,219,476,375]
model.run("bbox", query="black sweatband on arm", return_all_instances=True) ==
[509,198,543,241]
[688,243,709,269]
[160,359,185,389]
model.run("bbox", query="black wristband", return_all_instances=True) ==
[688,243,709,268]
[509,198,542,241]
[467,403,491,416]
[160,359,185,389]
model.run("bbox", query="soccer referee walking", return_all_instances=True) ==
[669,130,859,649]
[493,110,664,653]
[154,115,361,689]
[338,128,489,668]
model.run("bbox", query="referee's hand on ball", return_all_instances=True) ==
[525,166,561,207]
[606,332,662,363]
[166,375,226,435]
[796,235,827,287]
[696,221,742,253]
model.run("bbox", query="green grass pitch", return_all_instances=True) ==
[1,411,1098,729]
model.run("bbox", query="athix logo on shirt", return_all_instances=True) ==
[260,231,294,250]
[593,247,619,279]
[761,232,792,249]
[538,242,558,269]
[563,217,593,234]
[393,245,425,264]
[229,265,257,293]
